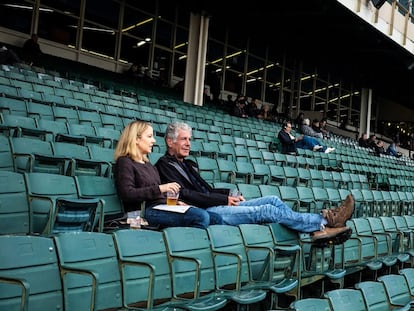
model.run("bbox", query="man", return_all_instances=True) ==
[278,121,335,155]
[155,122,354,244]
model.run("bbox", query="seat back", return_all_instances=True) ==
[0,235,63,311]
[238,224,276,281]
[355,281,394,311]
[0,171,29,234]
[206,225,252,288]
[162,227,217,298]
[24,172,100,234]
[324,288,366,311]
[112,229,173,308]
[54,232,122,310]
[0,135,14,171]
[75,175,124,222]
[290,298,331,311]
[378,274,412,307]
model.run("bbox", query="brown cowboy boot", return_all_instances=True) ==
[321,194,355,228]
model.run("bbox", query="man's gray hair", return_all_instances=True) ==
[165,122,192,142]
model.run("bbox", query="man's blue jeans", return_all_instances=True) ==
[144,206,223,229]
[207,195,323,232]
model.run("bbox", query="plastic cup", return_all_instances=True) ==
[166,191,179,205]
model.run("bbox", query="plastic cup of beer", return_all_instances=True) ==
[166,191,179,205]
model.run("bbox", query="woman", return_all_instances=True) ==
[113,120,221,229]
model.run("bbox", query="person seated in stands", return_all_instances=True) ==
[154,121,353,243]
[232,95,248,118]
[21,33,43,66]
[387,141,402,158]
[301,118,323,139]
[278,121,335,155]
[358,133,369,148]
[373,139,386,156]
[294,112,305,129]
[0,45,21,65]
[113,120,223,229]
[245,98,260,118]
[319,118,330,139]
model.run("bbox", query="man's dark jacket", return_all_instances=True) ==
[155,153,228,208]
[277,129,297,154]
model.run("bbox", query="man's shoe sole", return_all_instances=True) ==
[311,228,352,248]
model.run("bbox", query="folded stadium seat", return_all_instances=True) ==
[219,144,235,161]
[207,224,298,309]
[296,186,317,214]
[248,148,264,164]
[311,187,330,213]
[0,96,27,116]
[53,141,111,177]
[323,288,367,310]
[252,163,271,185]
[0,235,63,310]
[268,165,287,186]
[359,189,375,217]
[389,191,403,216]
[258,184,281,198]
[100,112,124,130]
[77,109,104,127]
[265,222,345,299]
[74,175,125,229]
[378,216,414,267]
[377,274,414,308]
[54,232,124,310]
[234,160,254,184]
[355,280,405,310]
[1,114,48,140]
[351,217,398,276]
[289,298,331,311]
[26,101,54,121]
[349,189,367,218]
[65,123,105,147]
[399,268,414,298]
[195,156,219,184]
[370,189,387,217]
[24,172,102,234]
[273,153,287,167]
[10,136,68,174]
[236,183,261,200]
[113,229,221,310]
[259,151,275,167]
[163,227,266,308]
[52,105,80,124]
[0,135,14,171]
[94,126,121,148]
[397,191,414,215]
[333,219,380,283]
[0,171,30,234]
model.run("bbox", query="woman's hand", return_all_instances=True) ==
[159,182,180,194]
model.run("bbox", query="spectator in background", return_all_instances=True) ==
[358,133,369,148]
[21,34,43,65]
[232,95,248,118]
[245,98,260,118]
[0,45,21,65]
[301,118,324,139]
[319,118,330,139]
[387,141,402,158]
[278,121,335,155]
[294,112,305,129]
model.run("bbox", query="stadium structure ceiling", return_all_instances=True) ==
[181,0,414,111]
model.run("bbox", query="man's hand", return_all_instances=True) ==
[228,195,246,206]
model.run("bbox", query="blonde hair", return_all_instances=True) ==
[114,120,152,162]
